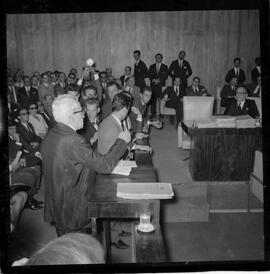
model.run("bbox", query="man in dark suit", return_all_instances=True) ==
[123,75,141,99]
[185,76,208,96]
[246,76,261,97]
[161,77,185,126]
[120,66,132,86]
[8,93,20,122]
[220,76,238,111]
[16,107,42,166]
[78,98,100,148]
[169,50,192,89]
[149,53,169,119]
[41,94,130,236]
[54,72,67,97]
[251,57,261,83]
[37,100,55,128]
[133,50,149,90]
[225,87,259,118]
[7,76,19,105]
[225,57,246,85]
[17,76,39,108]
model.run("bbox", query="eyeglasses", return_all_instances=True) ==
[29,107,37,110]
[69,77,76,80]
[73,109,85,114]
[20,112,28,115]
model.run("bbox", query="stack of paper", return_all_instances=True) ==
[235,115,256,128]
[196,119,217,128]
[215,116,236,128]
[117,182,174,199]
[111,160,137,176]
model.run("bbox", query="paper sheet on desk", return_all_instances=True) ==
[117,182,174,199]
[111,160,137,176]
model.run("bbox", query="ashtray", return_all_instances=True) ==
[137,223,155,233]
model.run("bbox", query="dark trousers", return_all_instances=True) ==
[166,100,183,124]
[150,85,162,118]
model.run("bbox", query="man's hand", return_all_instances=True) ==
[162,94,169,101]
[135,132,148,140]
[30,142,39,148]
[133,144,152,154]
[13,133,20,142]
[150,120,163,129]
[131,106,142,116]
[35,151,42,160]
[118,129,131,144]
[90,132,98,144]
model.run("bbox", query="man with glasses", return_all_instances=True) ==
[54,72,67,97]
[37,100,55,128]
[225,87,259,119]
[185,76,208,96]
[41,94,130,236]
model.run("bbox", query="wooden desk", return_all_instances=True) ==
[89,144,167,263]
[182,122,262,181]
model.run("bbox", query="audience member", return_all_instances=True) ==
[80,85,98,106]
[78,98,100,147]
[12,233,105,265]
[251,57,261,83]
[106,68,115,80]
[41,94,130,236]
[185,76,208,96]
[225,87,259,118]
[28,102,48,139]
[18,76,39,108]
[7,76,19,105]
[66,85,80,100]
[33,71,41,85]
[149,53,169,119]
[8,93,20,122]
[98,93,131,155]
[161,77,185,126]
[31,75,39,90]
[50,72,58,86]
[220,76,238,112]
[37,100,55,128]
[66,72,78,89]
[14,71,25,88]
[225,57,246,85]
[99,71,108,93]
[43,94,55,117]
[246,75,261,97]
[123,75,141,99]
[120,66,132,86]
[133,50,149,89]
[38,72,54,103]
[169,50,192,88]
[54,72,67,97]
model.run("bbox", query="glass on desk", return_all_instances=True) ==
[255,116,261,126]
[139,209,151,228]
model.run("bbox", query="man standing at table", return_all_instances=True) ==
[169,50,192,89]
[41,94,130,236]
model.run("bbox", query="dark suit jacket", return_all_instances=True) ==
[41,122,127,231]
[8,102,20,122]
[120,75,131,86]
[54,82,66,97]
[161,85,185,108]
[251,67,261,83]
[17,86,39,107]
[101,96,112,120]
[220,84,237,108]
[7,86,19,104]
[38,110,56,129]
[149,63,169,87]
[246,82,261,97]
[225,68,246,84]
[17,122,42,152]
[225,99,259,118]
[169,59,192,84]
[185,85,208,96]
[134,60,149,88]
[77,116,99,147]
[129,96,147,133]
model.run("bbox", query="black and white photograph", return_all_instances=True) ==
[1,0,270,272]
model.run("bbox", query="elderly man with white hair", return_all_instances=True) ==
[41,94,131,236]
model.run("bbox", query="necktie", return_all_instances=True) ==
[130,88,133,94]
[121,121,125,131]
[26,87,29,97]
[176,87,179,96]
[238,102,242,111]
[157,63,160,73]
[179,60,182,68]
[26,123,33,133]
[237,68,239,77]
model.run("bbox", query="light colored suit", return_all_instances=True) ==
[97,114,123,155]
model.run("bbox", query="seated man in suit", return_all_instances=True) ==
[220,76,238,112]
[123,75,141,99]
[54,72,67,97]
[185,76,208,96]
[161,77,185,126]
[18,76,39,108]
[98,93,132,155]
[7,75,19,105]
[99,71,108,94]
[225,57,246,85]
[225,87,259,118]
[246,75,261,97]
[149,53,169,119]
[106,68,115,81]
[16,107,42,166]
[37,100,56,129]
[77,98,100,148]
[251,57,261,83]
[129,87,162,133]
[120,66,132,86]
[101,81,120,119]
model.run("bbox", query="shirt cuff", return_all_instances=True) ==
[94,74,99,81]
[15,142,22,146]
[137,115,142,122]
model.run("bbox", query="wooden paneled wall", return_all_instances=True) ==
[7,10,260,95]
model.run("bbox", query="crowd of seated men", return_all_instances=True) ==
[7,50,261,234]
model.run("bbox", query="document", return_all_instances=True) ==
[111,160,137,176]
[235,115,256,128]
[117,182,174,199]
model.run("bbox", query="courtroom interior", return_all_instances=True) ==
[4,8,267,270]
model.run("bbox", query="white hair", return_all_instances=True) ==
[52,94,80,124]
